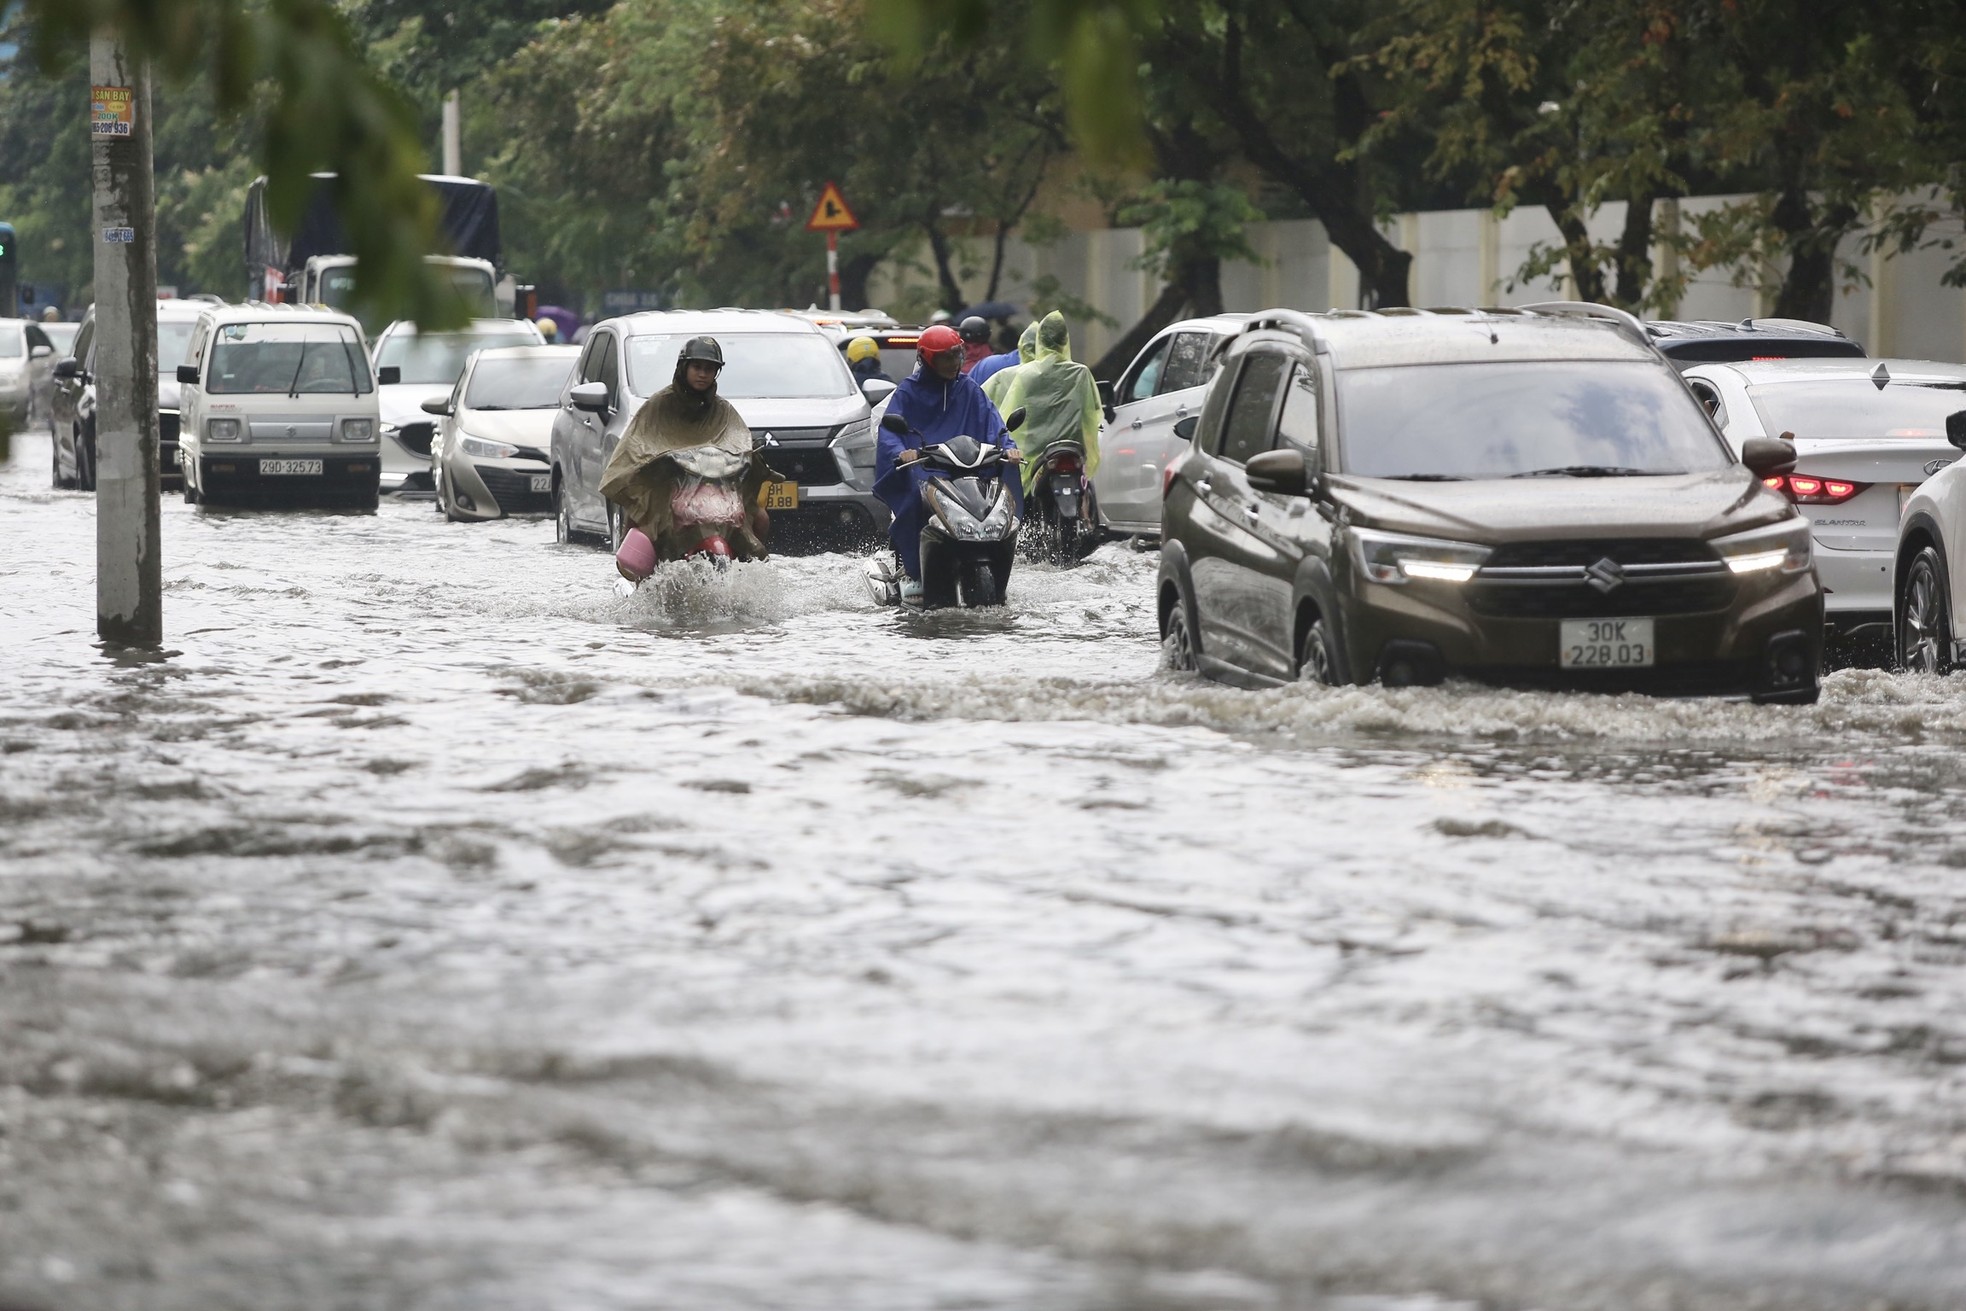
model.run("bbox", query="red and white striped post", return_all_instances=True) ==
[805,182,858,314]
[826,231,841,312]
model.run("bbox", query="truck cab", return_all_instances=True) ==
[300,254,499,328]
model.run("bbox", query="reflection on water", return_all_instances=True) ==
[2,431,1964,1311]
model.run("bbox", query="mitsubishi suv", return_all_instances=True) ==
[1157,304,1824,702]
[550,309,883,552]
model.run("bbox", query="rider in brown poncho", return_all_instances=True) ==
[598,336,771,560]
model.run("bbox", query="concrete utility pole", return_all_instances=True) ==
[441,90,462,176]
[89,39,162,647]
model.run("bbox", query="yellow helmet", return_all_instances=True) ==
[534,316,558,340]
[846,335,880,364]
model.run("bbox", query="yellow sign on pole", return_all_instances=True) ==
[805,181,860,233]
[91,85,134,139]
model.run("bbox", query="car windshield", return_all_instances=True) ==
[0,327,21,357]
[207,321,372,395]
[1337,361,1731,479]
[376,331,539,385]
[44,324,79,354]
[1747,379,1966,439]
[158,321,197,368]
[625,332,853,399]
[465,354,576,410]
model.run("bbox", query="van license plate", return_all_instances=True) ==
[759,481,798,510]
[1560,618,1654,668]
[260,459,322,476]
[529,474,551,493]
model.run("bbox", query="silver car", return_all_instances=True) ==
[427,344,579,521]
[550,309,884,552]
[370,318,543,493]
[0,318,56,430]
[1094,314,1248,538]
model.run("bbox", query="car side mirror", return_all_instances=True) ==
[1741,435,1798,478]
[1948,410,1966,452]
[570,381,610,413]
[1245,447,1309,496]
[1174,415,1198,443]
[880,412,911,435]
[420,396,452,417]
[861,377,897,405]
[1095,378,1117,423]
[377,366,401,386]
[30,344,51,360]
[1004,406,1027,433]
[175,364,198,385]
[53,357,81,381]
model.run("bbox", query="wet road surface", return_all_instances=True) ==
[2,429,1964,1310]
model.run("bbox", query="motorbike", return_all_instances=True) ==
[1023,436,1091,565]
[864,407,1026,611]
[615,443,778,585]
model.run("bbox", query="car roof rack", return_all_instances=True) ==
[1516,300,1653,351]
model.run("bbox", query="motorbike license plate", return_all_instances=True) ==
[259,459,322,476]
[759,481,799,510]
[529,473,551,493]
[1560,618,1654,668]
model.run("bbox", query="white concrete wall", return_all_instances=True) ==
[865,196,1966,371]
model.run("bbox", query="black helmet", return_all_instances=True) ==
[958,315,989,344]
[680,336,725,367]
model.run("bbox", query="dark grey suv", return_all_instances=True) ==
[1157,305,1824,702]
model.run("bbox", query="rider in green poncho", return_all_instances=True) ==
[985,312,1100,494]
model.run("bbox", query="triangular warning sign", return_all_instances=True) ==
[805,181,860,232]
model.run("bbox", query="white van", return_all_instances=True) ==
[177,304,386,509]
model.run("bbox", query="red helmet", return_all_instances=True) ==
[916,324,962,367]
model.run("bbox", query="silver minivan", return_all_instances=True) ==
[1094,314,1247,537]
[550,309,884,552]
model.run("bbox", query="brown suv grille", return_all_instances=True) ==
[1470,538,1734,618]
[1468,577,1736,618]
[1485,538,1714,568]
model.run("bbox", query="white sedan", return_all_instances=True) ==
[1683,358,1966,645]
[426,344,579,521]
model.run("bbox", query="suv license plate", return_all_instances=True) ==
[759,480,798,510]
[1560,618,1654,668]
[260,459,322,476]
[529,473,551,493]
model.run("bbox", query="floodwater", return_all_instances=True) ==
[2,428,1964,1311]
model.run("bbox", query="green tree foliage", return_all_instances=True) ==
[23,0,467,328]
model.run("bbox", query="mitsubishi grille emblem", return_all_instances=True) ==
[1585,557,1625,594]
[1926,458,1953,477]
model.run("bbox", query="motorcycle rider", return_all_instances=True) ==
[988,311,1100,495]
[846,335,893,386]
[535,316,559,344]
[599,336,769,562]
[974,320,1039,394]
[957,315,994,373]
[875,323,1022,604]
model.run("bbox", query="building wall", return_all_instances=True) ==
[865,197,1966,373]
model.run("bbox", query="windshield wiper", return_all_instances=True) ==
[285,342,308,399]
[1508,465,1668,478]
[1381,473,1469,481]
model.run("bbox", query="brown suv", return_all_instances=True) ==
[1157,304,1824,703]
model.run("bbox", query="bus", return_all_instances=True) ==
[0,223,17,319]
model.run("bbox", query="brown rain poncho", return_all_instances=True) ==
[598,380,770,560]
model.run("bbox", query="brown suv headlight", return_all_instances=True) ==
[1350,528,1492,584]
[1713,517,1812,575]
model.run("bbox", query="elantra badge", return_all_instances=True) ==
[1585,558,1625,594]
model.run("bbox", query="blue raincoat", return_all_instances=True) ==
[875,367,1021,579]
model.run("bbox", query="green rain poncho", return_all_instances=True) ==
[987,312,1100,493]
[980,321,1041,408]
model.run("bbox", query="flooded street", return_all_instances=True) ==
[3,427,1965,1310]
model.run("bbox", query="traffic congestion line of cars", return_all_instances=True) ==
[29,292,1966,703]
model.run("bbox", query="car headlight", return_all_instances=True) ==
[461,434,519,459]
[339,418,375,442]
[1712,516,1813,574]
[206,417,242,442]
[1349,527,1492,584]
[832,418,877,479]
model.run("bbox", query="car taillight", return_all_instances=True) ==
[1763,473,1867,504]
[1163,461,1180,498]
[1050,452,1082,473]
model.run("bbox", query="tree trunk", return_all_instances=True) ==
[922,216,965,314]
[1770,190,1856,323]
[1090,250,1222,381]
[1611,194,1657,311]
[1548,206,1605,303]
[838,251,881,314]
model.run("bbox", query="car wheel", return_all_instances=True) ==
[1161,586,1199,672]
[555,475,577,544]
[78,426,97,491]
[1898,546,1953,674]
[1299,615,1343,686]
[608,500,627,553]
[51,428,70,489]
[182,473,199,505]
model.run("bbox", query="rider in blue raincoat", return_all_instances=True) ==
[875,323,1023,598]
